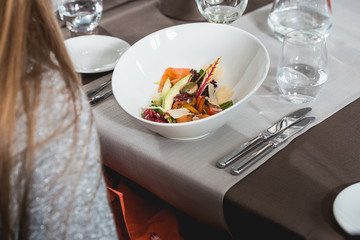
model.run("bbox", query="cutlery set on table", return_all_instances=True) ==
[216,107,315,175]
[86,79,113,106]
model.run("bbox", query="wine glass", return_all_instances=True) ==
[58,0,103,33]
[195,0,248,24]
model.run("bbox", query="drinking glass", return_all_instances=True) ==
[268,0,332,41]
[195,0,248,24]
[277,30,328,104]
[58,0,103,33]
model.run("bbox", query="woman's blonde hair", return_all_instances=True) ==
[0,0,82,238]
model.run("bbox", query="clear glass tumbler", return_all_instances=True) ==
[268,0,332,41]
[277,30,328,104]
[195,0,248,24]
[58,0,103,33]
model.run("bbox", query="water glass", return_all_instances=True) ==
[277,30,328,104]
[195,0,248,24]
[268,0,332,41]
[58,0,103,33]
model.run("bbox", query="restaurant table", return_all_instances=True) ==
[61,0,360,239]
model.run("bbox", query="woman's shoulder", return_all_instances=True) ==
[12,68,118,239]
[38,68,92,138]
[13,67,96,162]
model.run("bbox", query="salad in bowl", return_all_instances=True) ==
[143,57,235,124]
[111,23,270,140]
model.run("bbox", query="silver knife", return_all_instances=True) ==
[86,79,112,98]
[216,107,312,168]
[231,116,315,175]
[89,89,113,105]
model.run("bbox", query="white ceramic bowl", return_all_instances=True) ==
[112,23,270,140]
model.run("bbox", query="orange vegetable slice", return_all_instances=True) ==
[199,114,210,119]
[172,100,188,109]
[158,68,191,92]
[176,115,192,123]
[171,79,181,86]
[196,96,206,113]
[184,105,199,114]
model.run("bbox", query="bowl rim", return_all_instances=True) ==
[112,22,270,127]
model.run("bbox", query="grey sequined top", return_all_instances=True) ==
[11,69,118,239]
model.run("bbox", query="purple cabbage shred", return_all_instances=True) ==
[143,109,168,123]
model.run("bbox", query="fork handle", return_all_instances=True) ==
[230,143,273,175]
[216,135,264,168]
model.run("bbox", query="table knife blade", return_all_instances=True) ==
[216,107,312,168]
[231,117,315,175]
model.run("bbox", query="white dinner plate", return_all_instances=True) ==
[333,182,360,235]
[65,35,130,74]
